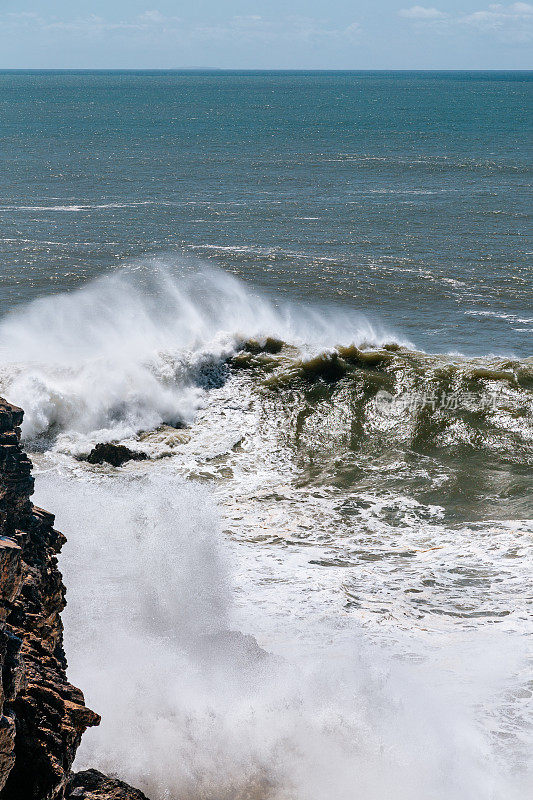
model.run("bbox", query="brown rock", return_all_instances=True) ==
[0,397,147,800]
[0,540,22,615]
[66,769,150,800]
[0,398,100,798]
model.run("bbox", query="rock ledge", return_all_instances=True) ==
[0,398,148,799]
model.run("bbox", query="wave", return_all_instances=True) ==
[465,310,533,325]
[0,256,398,444]
[229,340,533,520]
[2,255,531,517]
[7,257,530,797]
[236,340,533,387]
[0,201,169,212]
[1,255,531,468]
[289,154,531,173]
[189,243,338,262]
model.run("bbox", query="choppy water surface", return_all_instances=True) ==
[0,71,531,799]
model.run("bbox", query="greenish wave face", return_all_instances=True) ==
[232,341,533,521]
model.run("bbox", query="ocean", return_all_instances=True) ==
[0,71,531,799]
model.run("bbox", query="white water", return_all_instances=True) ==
[35,468,531,800]
[2,258,531,799]
[0,257,399,446]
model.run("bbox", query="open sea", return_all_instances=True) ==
[0,71,532,799]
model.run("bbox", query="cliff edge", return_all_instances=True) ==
[0,398,147,800]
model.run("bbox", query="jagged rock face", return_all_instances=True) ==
[0,398,100,799]
[66,770,149,800]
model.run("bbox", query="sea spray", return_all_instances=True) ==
[0,257,398,444]
[34,468,531,800]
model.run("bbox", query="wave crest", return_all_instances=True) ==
[0,256,399,443]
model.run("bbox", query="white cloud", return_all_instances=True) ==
[344,22,362,36]
[398,6,446,19]
[398,2,533,39]
[3,5,531,51]
[0,10,361,45]
[462,1,533,23]
[460,2,533,38]
[512,2,533,11]
[138,10,166,24]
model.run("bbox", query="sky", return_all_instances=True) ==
[0,1,531,69]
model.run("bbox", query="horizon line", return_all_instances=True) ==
[0,67,531,73]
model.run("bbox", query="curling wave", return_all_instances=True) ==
[0,256,403,445]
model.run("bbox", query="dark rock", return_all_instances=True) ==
[67,769,150,800]
[86,443,148,468]
[0,397,100,798]
[0,397,148,800]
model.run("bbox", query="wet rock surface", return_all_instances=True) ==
[86,443,148,468]
[0,398,148,799]
[0,398,101,798]
[66,770,149,800]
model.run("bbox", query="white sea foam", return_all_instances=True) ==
[0,201,167,211]
[190,243,338,262]
[465,309,533,325]
[0,256,400,444]
[34,468,532,800]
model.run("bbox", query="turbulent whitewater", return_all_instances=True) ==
[0,259,531,800]
[0,260,400,443]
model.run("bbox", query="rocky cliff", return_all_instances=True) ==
[0,398,147,800]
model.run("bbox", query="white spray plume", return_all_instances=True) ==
[34,469,531,800]
[0,256,402,443]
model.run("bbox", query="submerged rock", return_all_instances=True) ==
[86,443,148,468]
[67,769,150,800]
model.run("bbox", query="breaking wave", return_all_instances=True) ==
[0,256,402,445]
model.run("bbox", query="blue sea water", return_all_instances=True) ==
[0,70,531,355]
